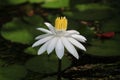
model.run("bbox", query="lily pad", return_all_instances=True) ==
[24,47,38,55]
[87,38,120,56]
[1,18,33,44]
[29,0,44,3]
[1,16,44,44]
[102,18,120,32]
[0,64,27,80]
[5,0,27,5]
[64,4,114,20]
[75,3,112,11]
[25,54,71,73]
[42,0,69,8]
[64,10,112,20]
[0,75,14,80]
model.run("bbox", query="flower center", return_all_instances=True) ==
[55,17,67,31]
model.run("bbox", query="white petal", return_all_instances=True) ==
[65,30,80,37]
[37,28,52,34]
[67,30,80,34]
[68,37,86,51]
[71,34,87,42]
[35,34,50,40]
[44,22,56,34]
[47,37,58,54]
[32,36,53,47]
[55,38,64,59]
[61,37,79,59]
[38,41,49,55]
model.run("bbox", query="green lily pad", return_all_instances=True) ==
[0,64,27,80]
[6,0,27,5]
[1,16,44,44]
[25,54,71,73]
[1,18,33,44]
[23,15,44,27]
[42,0,69,8]
[64,10,112,20]
[64,4,114,20]
[87,37,120,56]
[24,47,38,55]
[29,0,44,3]
[75,3,112,11]
[0,75,14,80]
[102,18,120,32]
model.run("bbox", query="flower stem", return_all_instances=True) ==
[57,59,62,80]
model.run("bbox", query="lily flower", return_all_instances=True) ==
[32,17,87,59]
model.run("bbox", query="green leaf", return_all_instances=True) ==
[102,18,120,32]
[0,75,14,80]
[75,3,112,11]
[87,38,120,56]
[1,18,33,44]
[25,54,71,73]
[0,64,27,80]
[23,15,44,27]
[1,16,44,44]
[42,0,69,8]
[64,4,114,20]
[24,47,38,55]
[65,10,112,20]
[29,0,44,3]
[6,0,27,5]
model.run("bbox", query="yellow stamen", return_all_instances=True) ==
[55,17,67,31]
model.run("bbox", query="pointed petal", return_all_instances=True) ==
[37,28,52,34]
[32,36,53,47]
[47,37,58,54]
[65,30,80,36]
[38,41,49,55]
[67,30,80,34]
[35,34,50,40]
[61,37,79,59]
[68,37,86,51]
[44,22,56,34]
[71,34,87,42]
[55,38,64,59]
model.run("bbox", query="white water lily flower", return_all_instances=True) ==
[32,17,87,59]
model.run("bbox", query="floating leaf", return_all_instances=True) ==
[1,16,44,44]
[6,0,27,5]
[25,54,71,73]
[1,18,33,44]
[87,38,120,56]
[23,15,44,27]
[0,64,27,80]
[24,47,38,55]
[29,0,44,3]
[0,75,14,80]
[64,10,112,20]
[75,3,112,11]
[42,0,69,8]
[102,18,120,32]
[64,4,114,20]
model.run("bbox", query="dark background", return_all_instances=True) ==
[0,0,120,80]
